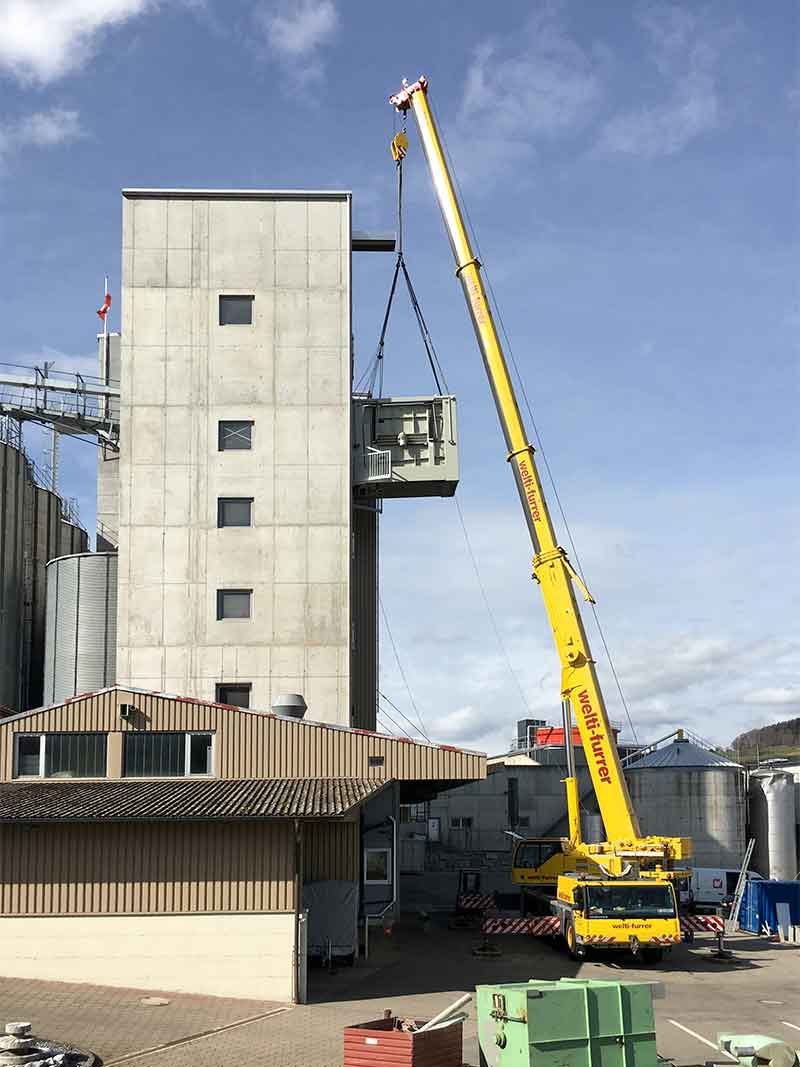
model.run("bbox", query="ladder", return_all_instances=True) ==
[725,838,755,935]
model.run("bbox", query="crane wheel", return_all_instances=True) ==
[565,921,585,961]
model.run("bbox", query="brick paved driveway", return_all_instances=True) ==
[0,924,794,1066]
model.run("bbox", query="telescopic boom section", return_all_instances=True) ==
[390,75,641,845]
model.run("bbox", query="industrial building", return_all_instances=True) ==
[0,685,483,1001]
[0,418,88,714]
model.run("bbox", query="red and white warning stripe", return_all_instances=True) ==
[584,934,616,944]
[457,894,495,911]
[650,934,682,945]
[481,915,559,936]
[680,914,725,933]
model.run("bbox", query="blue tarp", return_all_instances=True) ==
[739,880,800,933]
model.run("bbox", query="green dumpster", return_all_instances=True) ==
[476,978,659,1067]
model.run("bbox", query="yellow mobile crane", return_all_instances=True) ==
[390,76,691,963]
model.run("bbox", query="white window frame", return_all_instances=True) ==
[185,732,215,777]
[14,733,45,778]
[364,847,392,886]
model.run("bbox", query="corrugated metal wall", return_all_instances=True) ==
[304,819,360,882]
[0,690,485,782]
[25,490,90,711]
[350,505,378,731]
[43,554,117,705]
[0,820,295,916]
[0,442,26,712]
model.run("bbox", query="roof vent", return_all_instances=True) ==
[272,693,307,720]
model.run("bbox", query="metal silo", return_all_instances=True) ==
[0,437,27,711]
[625,734,746,868]
[43,553,117,704]
[749,770,798,881]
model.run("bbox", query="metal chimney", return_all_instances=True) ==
[272,693,307,720]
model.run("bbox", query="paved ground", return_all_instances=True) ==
[1,923,798,1065]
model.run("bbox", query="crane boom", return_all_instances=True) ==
[389,75,642,845]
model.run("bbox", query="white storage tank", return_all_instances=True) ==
[625,733,746,868]
[43,553,117,704]
[749,770,798,881]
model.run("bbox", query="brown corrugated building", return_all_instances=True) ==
[0,686,484,1002]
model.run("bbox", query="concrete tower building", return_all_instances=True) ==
[113,189,458,728]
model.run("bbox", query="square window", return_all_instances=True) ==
[216,683,251,708]
[45,733,107,778]
[368,755,385,769]
[188,733,213,775]
[364,847,392,885]
[218,498,253,528]
[217,589,252,620]
[219,294,254,325]
[123,732,185,777]
[15,735,42,777]
[218,421,253,451]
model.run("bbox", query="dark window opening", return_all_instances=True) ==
[45,733,107,778]
[218,420,253,451]
[15,736,42,777]
[216,683,251,709]
[217,589,252,620]
[189,733,213,775]
[218,498,253,528]
[124,732,185,777]
[219,294,254,325]
[368,755,385,768]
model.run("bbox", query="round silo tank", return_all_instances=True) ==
[43,552,118,704]
[0,438,27,711]
[625,734,746,868]
[749,770,798,881]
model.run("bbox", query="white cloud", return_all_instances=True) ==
[0,107,83,164]
[455,1,602,177]
[255,0,338,84]
[741,687,800,709]
[0,0,156,85]
[599,2,737,158]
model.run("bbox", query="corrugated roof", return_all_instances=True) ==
[627,738,740,769]
[0,778,385,823]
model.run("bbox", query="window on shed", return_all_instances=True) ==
[218,420,253,451]
[217,589,252,620]
[219,294,254,325]
[216,683,251,709]
[15,735,43,777]
[123,732,185,777]
[188,732,213,775]
[45,733,107,778]
[450,816,473,829]
[218,497,253,528]
[364,847,392,885]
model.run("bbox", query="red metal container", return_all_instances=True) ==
[343,1016,463,1066]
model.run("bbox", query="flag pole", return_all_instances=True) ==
[103,275,109,338]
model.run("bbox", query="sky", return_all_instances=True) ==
[0,0,797,754]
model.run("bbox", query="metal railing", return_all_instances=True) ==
[366,447,392,481]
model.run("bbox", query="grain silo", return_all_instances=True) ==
[43,553,117,704]
[626,733,746,867]
[749,770,798,881]
[0,437,27,711]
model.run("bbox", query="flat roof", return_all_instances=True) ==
[0,777,386,822]
[122,188,351,201]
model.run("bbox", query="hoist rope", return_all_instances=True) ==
[430,97,640,744]
[453,496,532,717]
[379,595,431,742]
[355,127,450,398]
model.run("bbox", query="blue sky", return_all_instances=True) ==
[0,0,797,752]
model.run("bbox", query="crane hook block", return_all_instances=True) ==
[390,131,409,162]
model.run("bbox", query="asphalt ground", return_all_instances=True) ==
[0,921,797,1065]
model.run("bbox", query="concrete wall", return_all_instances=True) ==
[96,332,121,551]
[0,913,295,1001]
[117,191,352,724]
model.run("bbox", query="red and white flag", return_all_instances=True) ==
[97,290,111,322]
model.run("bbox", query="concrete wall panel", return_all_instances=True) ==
[0,913,295,1002]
